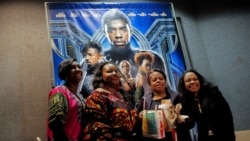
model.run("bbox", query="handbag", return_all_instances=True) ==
[142,109,165,139]
[159,99,177,131]
[142,99,165,139]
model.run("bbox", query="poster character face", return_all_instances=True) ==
[104,19,131,49]
[84,48,103,67]
[140,59,152,74]
[134,51,154,74]
[120,60,131,75]
[101,9,132,49]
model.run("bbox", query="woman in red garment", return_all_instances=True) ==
[47,58,85,141]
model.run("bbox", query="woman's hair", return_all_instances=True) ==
[92,61,117,89]
[134,51,154,66]
[178,69,214,95]
[58,58,77,81]
[147,68,166,85]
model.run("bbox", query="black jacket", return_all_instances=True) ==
[180,86,235,141]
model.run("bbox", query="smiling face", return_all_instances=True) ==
[149,71,166,92]
[105,19,131,48]
[102,63,121,87]
[67,61,83,84]
[183,72,200,96]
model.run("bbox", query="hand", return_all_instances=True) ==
[175,103,182,114]
[138,110,144,120]
[176,115,189,124]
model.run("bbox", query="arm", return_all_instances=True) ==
[135,74,144,88]
[210,87,235,141]
[173,93,195,141]
[83,91,113,140]
[48,93,69,141]
[173,93,195,129]
[134,86,144,109]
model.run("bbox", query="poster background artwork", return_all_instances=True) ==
[45,2,187,91]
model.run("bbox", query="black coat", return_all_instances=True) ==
[180,86,235,141]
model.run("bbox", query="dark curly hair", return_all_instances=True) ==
[58,58,77,81]
[147,68,166,85]
[178,69,214,97]
[134,51,154,66]
[81,41,103,56]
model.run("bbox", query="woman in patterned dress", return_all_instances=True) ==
[82,62,138,141]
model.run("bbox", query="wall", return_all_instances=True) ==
[0,0,51,140]
[0,0,249,140]
[196,4,250,131]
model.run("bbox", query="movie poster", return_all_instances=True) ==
[45,2,188,92]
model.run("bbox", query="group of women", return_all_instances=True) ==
[47,58,235,141]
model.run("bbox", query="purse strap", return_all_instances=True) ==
[143,97,146,110]
[143,97,159,111]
